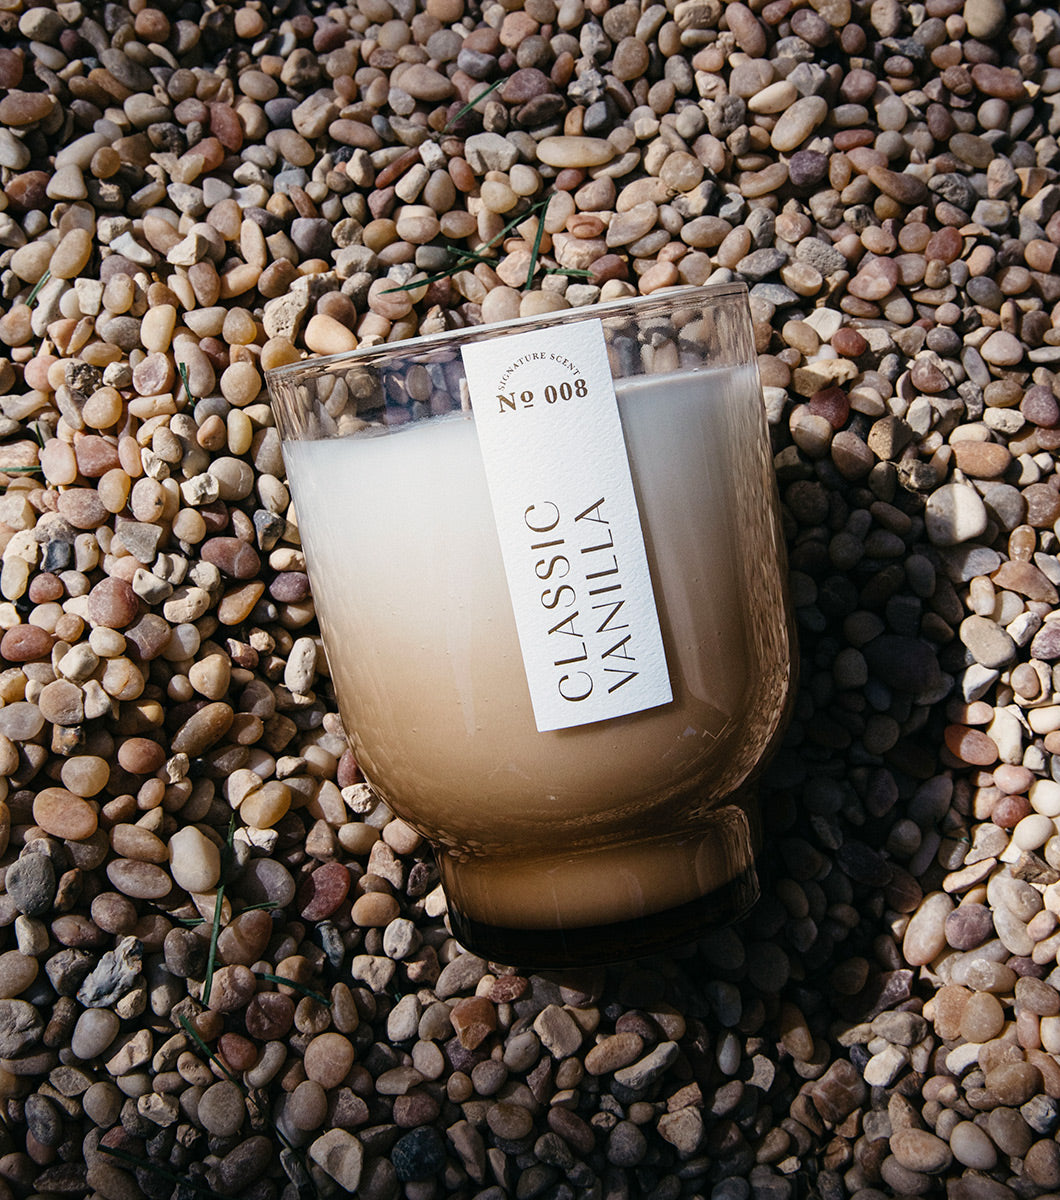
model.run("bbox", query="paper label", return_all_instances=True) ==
[462,318,672,732]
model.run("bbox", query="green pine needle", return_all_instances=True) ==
[176,1013,241,1087]
[178,360,196,405]
[523,204,549,291]
[174,899,278,927]
[440,76,506,134]
[25,270,51,308]
[99,1146,227,1200]
[199,815,236,1007]
[254,972,331,1007]
[379,192,568,297]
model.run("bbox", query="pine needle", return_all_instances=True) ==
[99,1146,226,1200]
[176,1013,241,1087]
[254,972,331,1007]
[523,205,549,291]
[199,815,235,1007]
[178,360,195,405]
[174,899,278,927]
[26,270,51,308]
[380,194,563,296]
[440,76,506,134]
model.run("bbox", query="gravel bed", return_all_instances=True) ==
[0,0,1059,1197]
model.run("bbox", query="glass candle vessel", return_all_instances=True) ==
[267,283,795,967]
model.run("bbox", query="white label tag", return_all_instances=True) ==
[462,318,672,732]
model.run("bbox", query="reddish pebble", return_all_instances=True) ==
[970,62,1026,101]
[209,103,244,152]
[1024,484,1060,528]
[56,488,109,530]
[5,171,50,212]
[555,168,585,190]
[807,387,850,430]
[590,254,628,284]
[488,975,529,1003]
[304,1033,356,1088]
[393,1091,441,1128]
[910,360,949,394]
[206,964,258,1012]
[216,909,273,966]
[74,436,121,478]
[117,737,166,774]
[991,793,1031,829]
[993,560,1059,603]
[925,226,963,264]
[218,1032,259,1071]
[944,725,998,766]
[268,572,310,602]
[951,442,1012,480]
[189,137,226,172]
[499,67,552,104]
[201,537,261,579]
[1021,386,1060,428]
[1,624,54,662]
[450,996,498,1050]
[336,750,360,788]
[0,90,54,126]
[28,573,64,603]
[87,577,139,629]
[832,328,868,357]
[833,129,875,150]
[848,257,899,301]
[124,614,173,661]
[33,786,99,840]
[0,48,23,90]
[296,861,352,920]
[244,991,295,1039]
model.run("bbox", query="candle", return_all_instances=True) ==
[281,353,794,953]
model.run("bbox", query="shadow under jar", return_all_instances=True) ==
[267,283,796,968]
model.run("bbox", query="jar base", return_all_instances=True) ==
[445,864,759,969]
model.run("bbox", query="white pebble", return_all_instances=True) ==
[1031,779,1060,818]
[1011,813,1056,851]
[169,826,222,893]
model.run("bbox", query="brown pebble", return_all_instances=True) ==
[832,328,867,357]
[951,442,1012,479]
[0,90,56,126]
[0,625,54,663]
[944,725,998,766]
[116,738,166,775]
[351,891,400,927]
[33,787,99,841]
[451,996,497,1050]
[201,537,261,579]
[87,577,140,629]
[56,489,109,530]
[984,1061,1043,1107]
[245,991,295,1040]
[207,965,258,1012]
[304,1032,355,1087]
[171,703,234,755]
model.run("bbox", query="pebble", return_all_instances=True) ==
[198,1080,246,1137]
[926,484,990,546]
[5,854,56,917]
[536,137,616,168]
[310,1129,364,1191]
[168,826,222,893]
